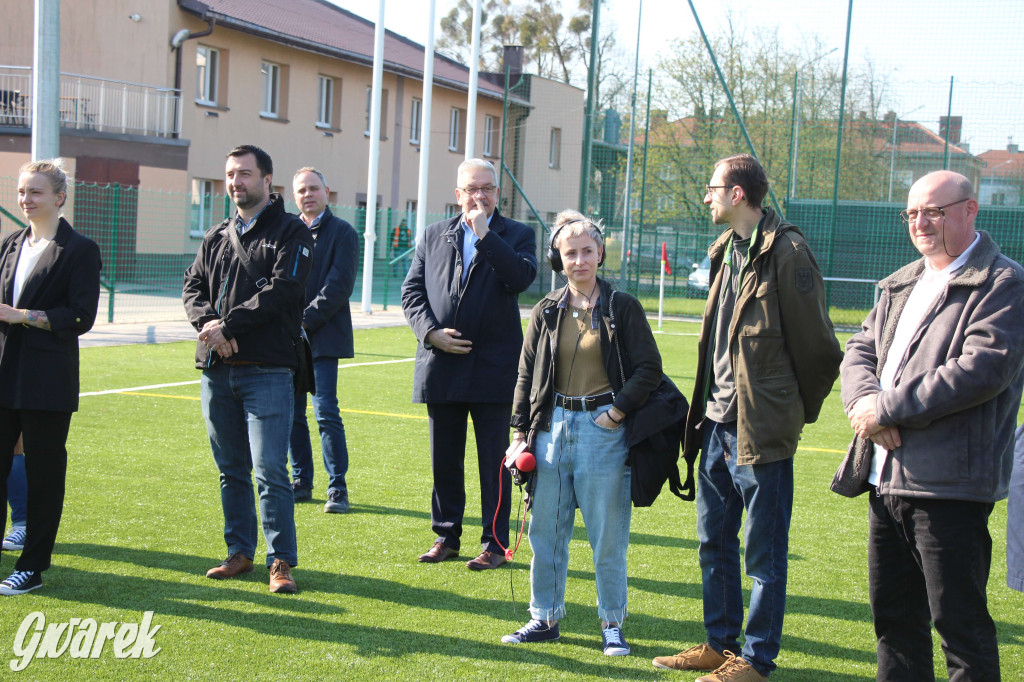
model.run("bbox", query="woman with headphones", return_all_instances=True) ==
[503,209,663,655]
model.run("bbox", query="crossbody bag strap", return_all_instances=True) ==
[227,225,268,289]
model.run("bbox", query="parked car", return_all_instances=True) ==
[688,255,711,291]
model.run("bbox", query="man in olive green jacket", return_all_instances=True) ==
[653,154,842,682]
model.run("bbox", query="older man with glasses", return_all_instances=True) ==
[836,170,1024,681]
[401,158,537,571]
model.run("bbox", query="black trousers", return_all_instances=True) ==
[0,406,73,573]
[868,491,999,682]
[426,402,511,553]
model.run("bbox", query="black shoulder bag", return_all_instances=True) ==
[226,226,315,394]
[609,291,690,506]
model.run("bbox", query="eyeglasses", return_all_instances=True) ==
[899,198,969,224]
[458,185,497,195]
[705,185,734,196]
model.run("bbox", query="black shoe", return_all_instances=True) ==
[501,619,560,644]
[0,570,42,595]
[324,489,349,513]
[291,480,313,502]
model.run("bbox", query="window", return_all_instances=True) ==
[317,76,334,127]
[261,61,281,117]
[406,200,417,226]
[449,107,465,152]
[190,179,217,238]
[444,203,460,218]
[196,46,219,105]
[483,115,497,157]
[410,98,422,144]
[549,128,562,169]
[364,86,389,139]
[992,192,1006,206]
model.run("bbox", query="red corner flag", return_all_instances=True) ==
[661,242,671,276]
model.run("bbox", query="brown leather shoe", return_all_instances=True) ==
[206,552,254,580]
[653,643,732,671]
[696,654,767,682]
[269,559,297,594]
[418,542,458,563]
[466,550,507,571]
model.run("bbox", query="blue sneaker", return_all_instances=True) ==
[0,570,41,595]
[2,526,26,551]
[602,625,630,656]
[501,619,560,644]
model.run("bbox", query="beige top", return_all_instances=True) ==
[554,305,613,397]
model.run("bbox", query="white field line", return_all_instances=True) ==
[79,357,415,397]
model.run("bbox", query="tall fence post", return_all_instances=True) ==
[107,183,120,322]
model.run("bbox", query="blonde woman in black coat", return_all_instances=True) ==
[0,159,101,595]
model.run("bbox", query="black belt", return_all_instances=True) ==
[555,392,614,412]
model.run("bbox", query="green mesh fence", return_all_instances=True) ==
[0,176,444,324]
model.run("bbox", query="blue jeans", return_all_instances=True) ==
[6,454,26,527]
[201,363,297,567]
[697,420,793,677]
[290,357,349,493]
[528,403,631,624]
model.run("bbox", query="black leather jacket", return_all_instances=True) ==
[511,278,662,435]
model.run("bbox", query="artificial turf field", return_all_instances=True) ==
[1,320,1022,680]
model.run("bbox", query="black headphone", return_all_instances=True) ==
[547,219,605,272]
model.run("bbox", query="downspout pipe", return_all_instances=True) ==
[171,15,216,138]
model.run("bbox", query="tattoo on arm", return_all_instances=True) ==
[25,310,51,331]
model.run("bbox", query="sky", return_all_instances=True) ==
[328,1,1023,154]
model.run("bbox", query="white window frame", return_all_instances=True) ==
[549,127,562,169]
[406,199,417,226]
[261,61,281,118]
[196,46,219,105]
[190,179,216,238]
[444,203,460,218]
[410,98,422,144]
[317,75,333,128]
[483,115,496,157]
[449,108,463,152]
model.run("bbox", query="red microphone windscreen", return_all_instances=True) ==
[516,451,536,472]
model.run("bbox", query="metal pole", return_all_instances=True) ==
[620,0,642,283]
[415,0,436,246]
[360,0,386,313]
[686,0,782,216]
[787,71,800,201]
[32,0,61,160]
[465,0,481,159]
[942,76,954,169]
[888,105,922,202]
[635,69,652,294]
[827,0,855,289]
[578,0,601,213]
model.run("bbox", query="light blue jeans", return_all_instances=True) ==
[528,403,631,624]
[201,363,297,567]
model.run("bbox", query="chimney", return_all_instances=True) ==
[1010,143,1020,154]
[939,116,962,145]
[503,45,523,80]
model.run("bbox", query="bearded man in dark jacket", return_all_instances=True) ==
[183,145,312,595]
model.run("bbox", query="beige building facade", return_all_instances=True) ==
[0,0,583,264]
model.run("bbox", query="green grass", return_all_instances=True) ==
[1,322,1021,680]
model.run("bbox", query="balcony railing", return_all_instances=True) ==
[0,66,180,137]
